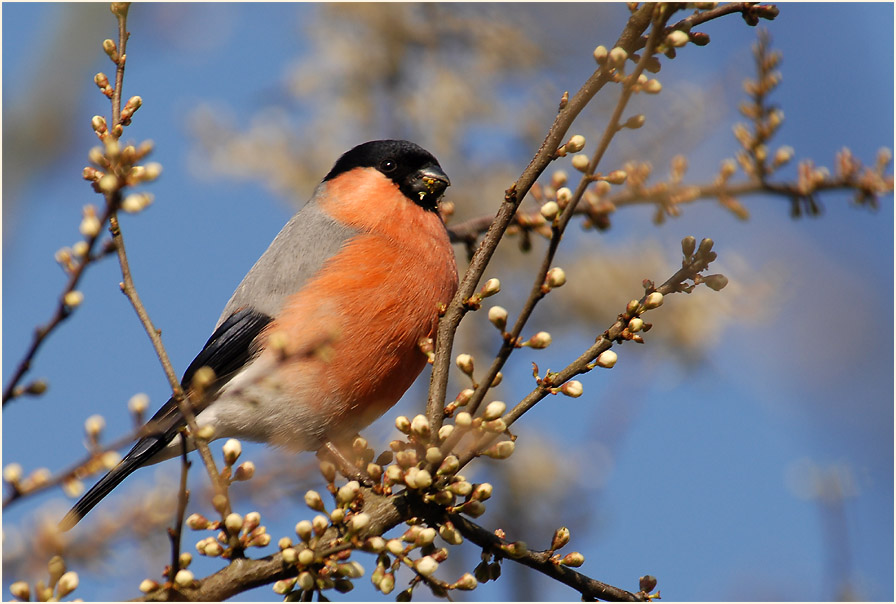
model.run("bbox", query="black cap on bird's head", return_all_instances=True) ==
[324,140,450,211]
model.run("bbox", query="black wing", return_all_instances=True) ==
[59,309,273,531]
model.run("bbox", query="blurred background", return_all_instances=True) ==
[2,3,893,601]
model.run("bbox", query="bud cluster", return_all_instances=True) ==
[190,508,271,558]
[9,556,79,602]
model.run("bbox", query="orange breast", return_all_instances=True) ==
[259,170,458,439]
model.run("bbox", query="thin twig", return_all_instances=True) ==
[449,512,646,602]
[167,436,192,597]
[424,2,658,437]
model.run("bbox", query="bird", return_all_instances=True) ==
[60,139,458,531]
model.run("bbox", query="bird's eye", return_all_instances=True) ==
[380,159,397,173]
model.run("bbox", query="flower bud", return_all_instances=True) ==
[273,578,296,595]
[703,274,729,291]
[455,411,472,428]
[551,526,571,551]
[395,415,411,433]
[486,440,515,459]
[623,114,646,129]
[539,201,560,220]
[174,569,194,587]
[455,573,478,590]
[561,552,585,567]
[527,331,552,349]
[603,170,628,185]
[297,571,314,591]
[561,380,583,398]
[593,45,608,64]
[643,78,662,94]
[608,46,628,68]
[224,513,243,533]
[121,192,154,214]
[556,187,572,206]
[472,482,493,501]
[312,514,329,535]
[304,489,325,511]
[138,579,159,594]
[410,414,430,438]
[222,439,241,465]
[234,460,255,481]
[643,292,664,309]
[455,353,474,376]
[378,572,395,595]
[628,317,644,333]
[84,414,105,438]
[350,513,370,533]
[298,548,314,566]
[336,480,360,505]
[91,115,107,134]
[566,135,586,153]
[448,480,473,496]
[546,266,566,288]
[596,349,617,368]
[415,556,439,577]
[64,290,84,308]
[488,306,508,330]
[480,278,501,297]
[571,154,590,172]
[482,401,506,421]
[665,30,689,48]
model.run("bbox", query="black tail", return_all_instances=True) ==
[59,433,176,531]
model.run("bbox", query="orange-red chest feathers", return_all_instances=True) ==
[260,168,458,436]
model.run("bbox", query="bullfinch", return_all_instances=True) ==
[60,139,458,530]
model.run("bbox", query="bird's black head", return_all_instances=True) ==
[324,140,450,211]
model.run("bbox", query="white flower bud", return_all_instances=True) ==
[566,135,586,153]
[472,482,493,501]
[410,414,430,438]
[222,438,241,465]
[224,513,243,533]
[455,412,472,428]
[64,290,84,308]
[665,30,689,48]
[395,415,411,433]
[561,380,584,398]
[482,401,506,421]
[304,489,325,511]
[608,46,628,67]
[643,292,664,309]
[128,393,149,414]
[488,305,508,329]
[56,571,80,598]
[455,353,475,375]
[234,460,255,481]
[337,480,361,505]
[295,520,313,542]
[174,569,194,587]
[571,153,591,172]
[540,200,560,220]
[596,349,618,368]
[415,556,439,577]
[350,513,370,532]
[84,414,105,438]
[528,331,552,349]
[481,278,501,297]
[546,266,567,288]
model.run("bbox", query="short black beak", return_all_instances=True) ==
[408,164,450,210]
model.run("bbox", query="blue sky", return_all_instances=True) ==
[2,3,893,602]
